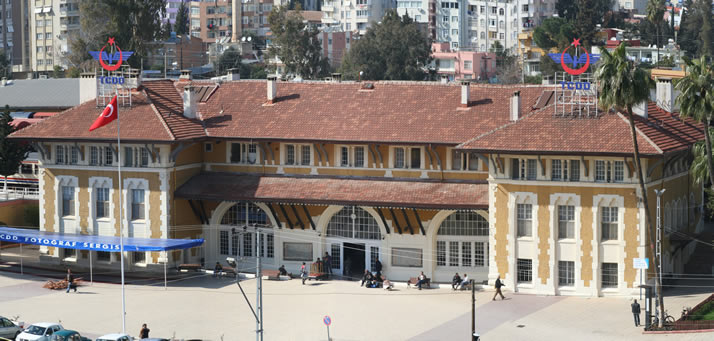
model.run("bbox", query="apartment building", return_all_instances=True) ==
[318,28,353,67]
[146,34,207,71]
[232,0,275,39]
[398,0,556,53]
[321,0,395,35]
[1,0,31,74]
[165,0,189,25]
[431,42,496,81]
[190,0,233,43]
[29,0,80,73]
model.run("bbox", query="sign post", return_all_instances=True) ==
[323,315,331,341]
[633,258,650,300]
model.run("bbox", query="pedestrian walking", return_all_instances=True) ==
[324,252,332,275]
[301,262,308,285]
[631,299,641,327]
[374,257,383,279]
[139,323,150,338]
[65,269,76,293]
[493,275,505,300]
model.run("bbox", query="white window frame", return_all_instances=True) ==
[228,142,260,164]
[336,145,368,168]
[282,143,312,166]
[516,203,532,237]
[391,146,423,169]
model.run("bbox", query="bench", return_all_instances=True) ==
[178,263,202,272]
[218,267,237,278]
[262,270,281,280]
[407,277,431,289]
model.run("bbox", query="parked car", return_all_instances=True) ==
[138,339,170,341]
[0,316,23,340]
[49,330,90,341]
[16,323,63,341]
[95,334,131,341]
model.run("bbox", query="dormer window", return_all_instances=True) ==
[338,145,366,168]
[393,147,422,169]
[230,142,259,164]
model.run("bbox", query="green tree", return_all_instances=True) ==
[646,0,666,63]
[533,17,576,50]
[490,41,521,84]
[268,6,329,79]
[0,105,30,194]
[175,1,189,36]
[679,0,714,58]
[574,0,614,47]
[0,51,10,79]
[539,54,560,79]
[162,21,173,40]
[676,56,714,190]
[555,0,578,21]
[216,47,242,76]
[24,204,39,228]
[52,65,64,78]
[339,11,431,81]
[595,43,663,328]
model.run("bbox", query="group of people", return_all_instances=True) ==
[451,273,470,291]
[360,257,392,289]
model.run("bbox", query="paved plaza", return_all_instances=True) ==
[1,253,713,341]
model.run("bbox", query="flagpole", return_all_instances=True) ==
[116,87,126,334]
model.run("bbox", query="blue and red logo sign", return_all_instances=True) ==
[548,38,600,76]
[89,37,134,72]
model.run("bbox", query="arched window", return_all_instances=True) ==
[218,202,273,259]
[499,8,504,15]
[327,206,381,240]
[221,202,269,227]
[436,210,489,268]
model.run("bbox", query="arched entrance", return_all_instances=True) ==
[323,206,383,278]
[213,202,275,266]
[432,210,490,283]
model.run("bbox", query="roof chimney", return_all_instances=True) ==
[226,68,240,81]
[267,76,277,104]
[79,73,97,103]
[510,91,521,121]
[331,73,342,82]
[180,70,192,80]
[183,86,197,118]
[655,77,673,113]
[633,101,648,119]
[460,80,470,108]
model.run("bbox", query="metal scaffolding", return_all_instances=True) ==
[96,66,140,108]
[553,72,599,118]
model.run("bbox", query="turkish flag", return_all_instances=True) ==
[89,95,118,131]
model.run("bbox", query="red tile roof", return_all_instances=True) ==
[198,81,545,144]
[142,80,206,140]
[175,173,489,209]
[457,103,703,156]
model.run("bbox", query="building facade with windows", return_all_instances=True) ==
[11,75,704,297]
[29,0,80,73]
[322,0,395,35]
[1,0,31,74]
[191,0,234,43]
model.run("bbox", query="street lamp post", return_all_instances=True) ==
[654,188,665,326]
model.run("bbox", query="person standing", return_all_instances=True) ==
[375,257,383,279]
[631,299,641,327]
[65,269,76,293]
[324,252,332,275]
[493,275,505,300]
[300,262,308,285]
[139,323,150,338]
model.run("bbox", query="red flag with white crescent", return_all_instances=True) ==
[89,95,118,131]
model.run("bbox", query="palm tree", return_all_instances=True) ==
[646,0,666,65]
[675,56,714,190]
[595,43,665,327]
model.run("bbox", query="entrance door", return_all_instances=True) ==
[343,242,365,279]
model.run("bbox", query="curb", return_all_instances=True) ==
[643,328,714,334]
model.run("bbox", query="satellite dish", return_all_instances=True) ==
[241,37,246,42]
[247,36,252,42]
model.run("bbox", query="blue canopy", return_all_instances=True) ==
[0,227,204,252]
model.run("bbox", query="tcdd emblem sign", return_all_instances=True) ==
[89,37,134,72]
[548,38,600,76]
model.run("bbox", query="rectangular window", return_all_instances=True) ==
[464,60,472,70]
[558,205,575,239]
[517,258,532,283]
[283,242,313,261]
[231,233,239,256]
[410,148,421,169]
[558,261,575,286]
[449,241,459,266]
[595,160,606,181]
[442,15,448,23]
[468,153,479,170]
[527,159,537,180]
[97,251,111,262]
[511,158,519,179]
[452,150,462,170]
[340,146,349,167]
[89,147,99,165]
[570,160,579,181]
[474,242,487,267]
[394,147,405,168]
[461,242,472,267]
[601,263,618,288]
[243,233,253,257]
[131,189,145,221]
[391,247,423,267]
[220,231,229,255]
[286,144,295,165]
[601,207,618,241]
[133,252,145,264]
[517,203,532,237]
[56,146,65,164]
[266,234,274,258]
[436,240,446,266]
[124,147,133,167]
[614,161,624,182]
[552,160,562,180]
[354,146,365,167]
[300,145,311,166]
[105,147,113,165]
[61,186,74,216]
[70,147,78,165]
[95,188,109,218]
[140,148,149,167]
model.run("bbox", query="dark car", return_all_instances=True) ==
[49,330,90,341]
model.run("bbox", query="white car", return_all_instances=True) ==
[0,316,23,340]
[16,323,63,341]
[95,334,132,341]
